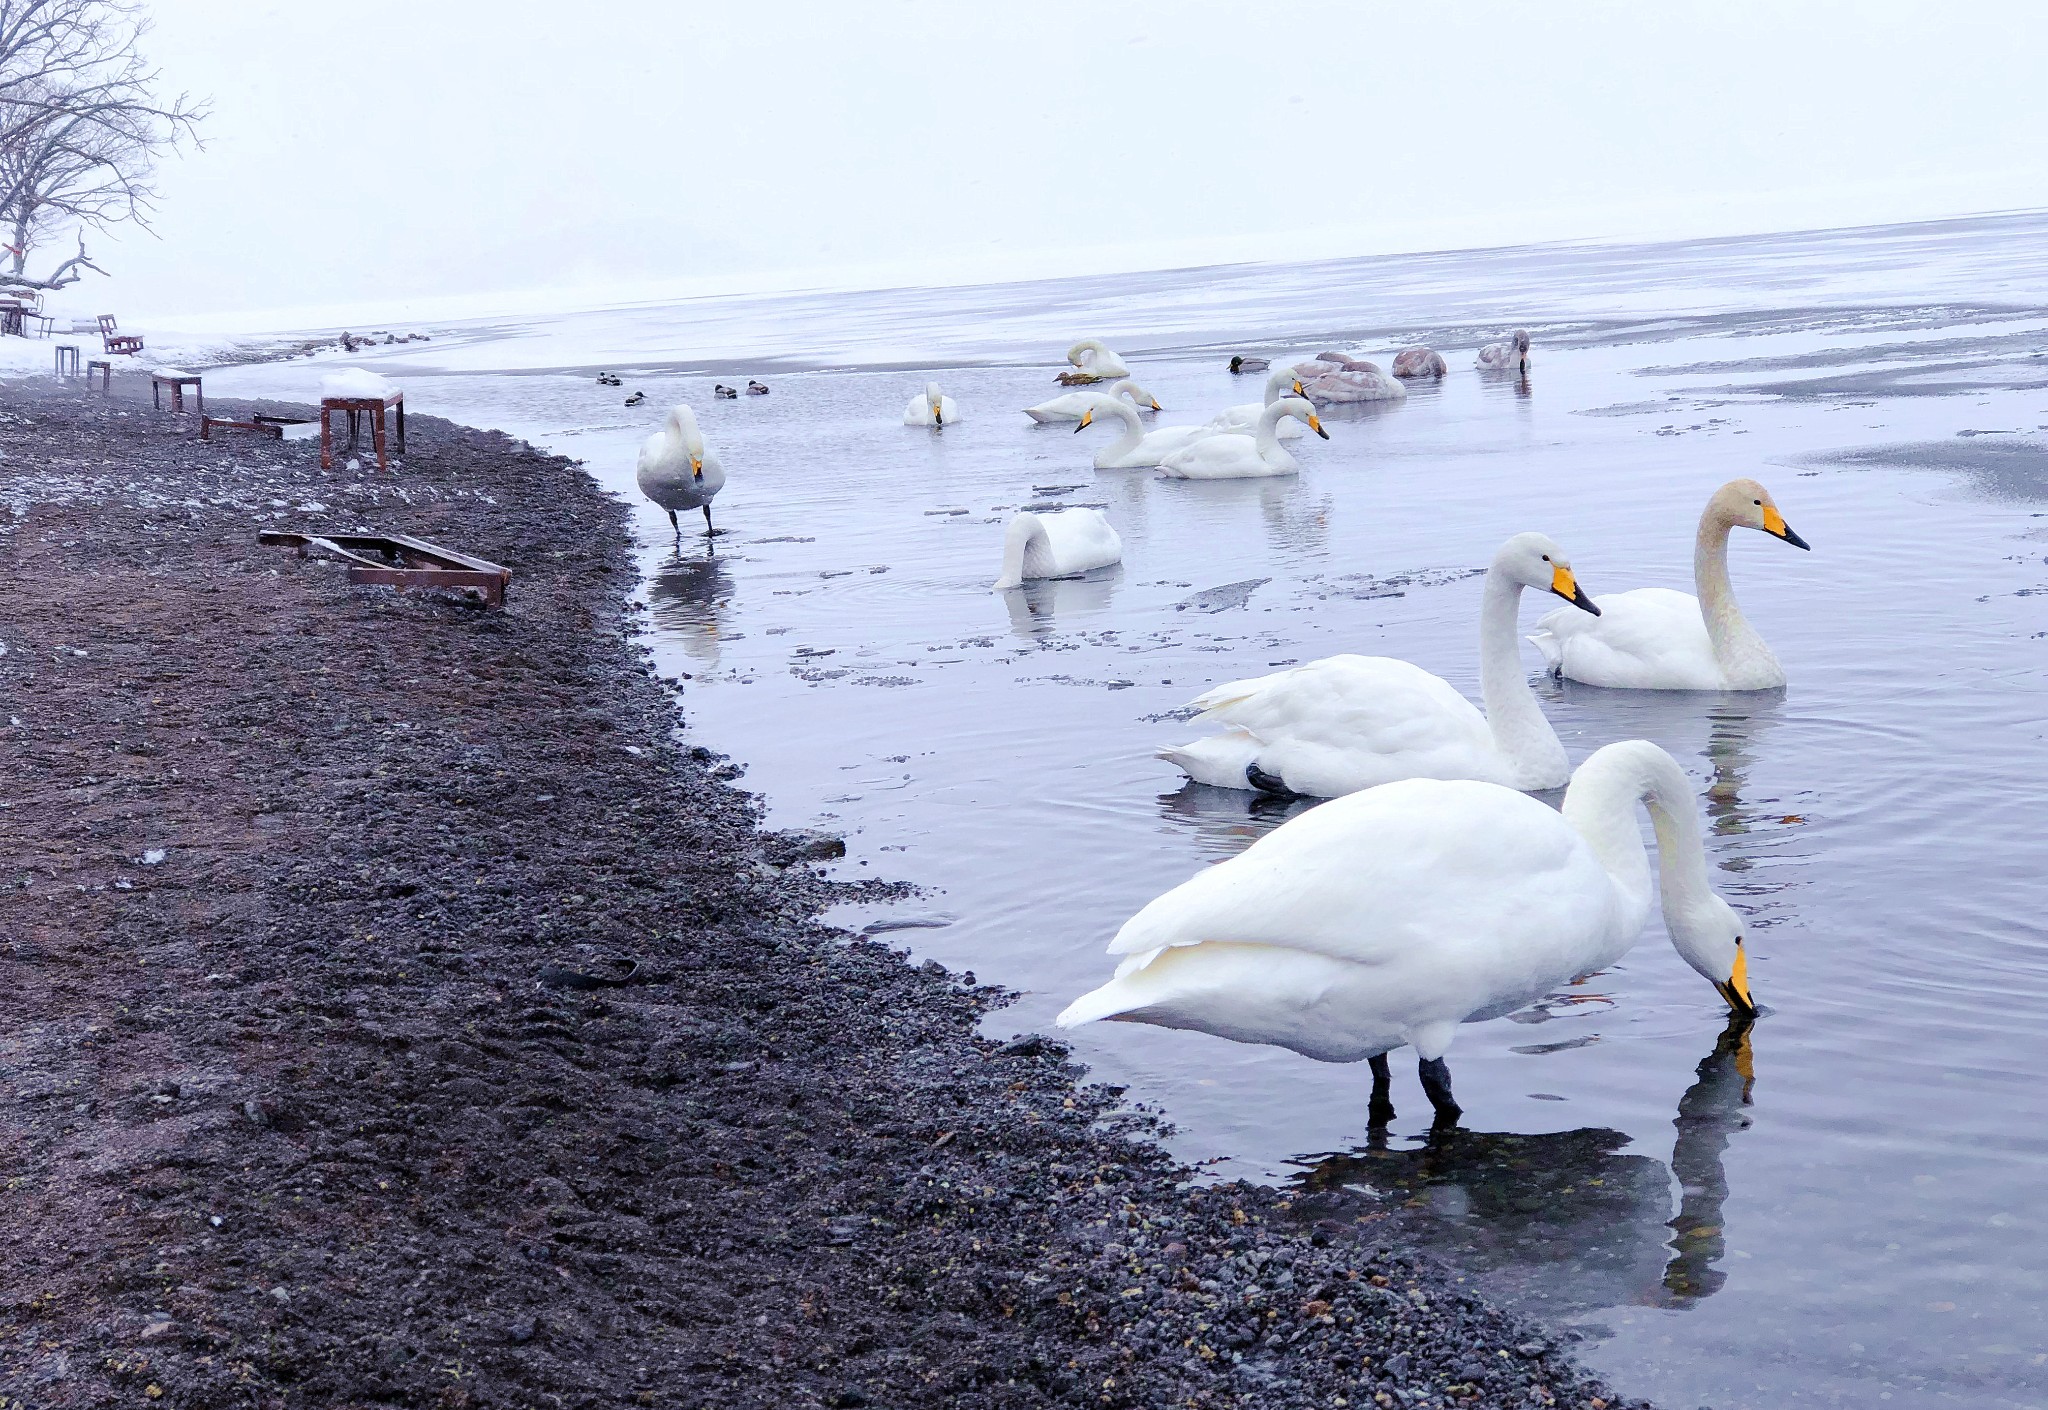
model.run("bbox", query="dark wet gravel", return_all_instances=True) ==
[0,382,1647,1409]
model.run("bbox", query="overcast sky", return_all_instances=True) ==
[73,1,2048,326]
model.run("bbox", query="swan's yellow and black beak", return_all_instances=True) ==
[1762,504,1809,550]
[1550,564,1599,615]
[691,455,704,483]
[1074,409,1093,433]
[1150,398,1163,411]
[1308,411,1330,440]
[1714,941,1758,1017]
[1292,378,1307,398]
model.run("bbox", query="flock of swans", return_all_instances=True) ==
[632,329,1808,1129]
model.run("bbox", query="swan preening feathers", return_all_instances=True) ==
[992,508,1123,590]
[905,381,958,427]
[636,405,725,536]
[1065,338,1130,381]
[1531,478,1810,690]
[1059,739,1757,1126]
[1161,534,1599,796]
[1025,379,1161,423]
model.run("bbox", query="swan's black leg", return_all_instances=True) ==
[1245,761,1294,796]
[1368,1054,1395,1129]
[1418,1056,1461,1128]
[702,504,714,534]
[666,507,678,539]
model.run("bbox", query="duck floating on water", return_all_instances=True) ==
[1229,355,1270,374]
[746,379,769,395]
[713,384,739,400]
[624,390,646,406]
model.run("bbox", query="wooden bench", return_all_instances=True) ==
[151,368,204,415]
[98,314,143,356]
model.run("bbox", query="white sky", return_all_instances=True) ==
[67,0,2048,326]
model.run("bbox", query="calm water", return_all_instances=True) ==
[208,214,2048,1410]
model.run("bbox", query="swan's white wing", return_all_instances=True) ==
[1534,588,1722,689]
[902,394,931,425]
[1207,402,1305,439]
[1031,509,1121,577]
[1180,656,1500,796]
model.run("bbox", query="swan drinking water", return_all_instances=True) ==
[1529,478,1809,691]
[1024,379,1161,423]
[1477,329,1531,372]
[1058,739,1758,1127]
[1160,533,1600,795]
[1157,396,1325,479]
[636,404,726,537]
[1072,395,1227,469]
[991,508,1123,590]
[904,381,958,427]
[1063,338,1130,382]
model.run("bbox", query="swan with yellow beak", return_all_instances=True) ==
[636,404,726,537]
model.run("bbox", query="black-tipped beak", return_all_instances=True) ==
[1072,419,1087,434]
[1550,566,1599,616]
[1775,522,1810,550]
[1715,979,1760,1019]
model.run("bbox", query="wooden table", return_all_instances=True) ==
[320,390,406,471]
[151,369,204,415]
[86,359,111,392]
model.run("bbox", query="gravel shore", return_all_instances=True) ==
[0,382,1646,1410]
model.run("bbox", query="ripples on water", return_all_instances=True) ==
[206,214,2048,1410]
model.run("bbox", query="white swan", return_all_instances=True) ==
[1064,338,1130,382]
[1024,379,1161,423]
[1295,352,1407,404]
[1391,346,1447,378]
[992,508,1123,590]
[1073,395,1225,470]
[1206,365,1309,441]
[1477,329,1531,372]
[1530,478,1809,691]
[904,381,958,427]
[1057,738,1758,1127]
[636,404,726,536]
[1157,396,1325,479]
[1161,534,1599,795]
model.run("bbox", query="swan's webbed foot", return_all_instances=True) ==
[1245,761,1295,797]
[1368,1053,1396,1129]
[1418,1056,1461,1129]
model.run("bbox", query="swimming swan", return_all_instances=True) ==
[1057,738,1758,1127]
[1025,379,1161,423]
[636,404,726,536]
[1391,346,1448,378]
[904,381,958,427]
[1207,365,1310,441]
[1161,533,1600,795]
[1064,338,1130,382]
[992,508,1123,590]
[1296,353,1407,404]
[1073,395,1226,470]
[1157,397,1326,479]
[1530,478,1809,691]
[1477,329,1531,372]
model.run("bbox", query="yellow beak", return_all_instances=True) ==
[1762,504,1786,536]
[1551,564,1600,615]
[1150,399,1162,411]
[691,455,703,481]
[1716,942,1758,1015]
[1077,409,1093,430]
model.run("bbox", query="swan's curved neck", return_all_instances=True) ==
[1562,742,1718,939]
[1693,509,1770,671]
[994,514,1038,590]
[1254,403,1290,451]
[1476,567,1566,786]
[1101,400,1145,455]
[1263,368,1292,405]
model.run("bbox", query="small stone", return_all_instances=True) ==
[506,1316,537,1344]
[1516,1341,1547,1358]
[828,1389,869,1408]
[1384,1351,1411,1379]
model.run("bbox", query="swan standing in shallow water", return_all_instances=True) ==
[1295,352,1407,404]
[1158,397,1325,479]
[1161,534,1600,795]
[1063,338,1130,382]
[991,508,1122,590]
[1073,395,1226,469]
[636,405,726,537]
[1207,365,1310,440]
[1477,329,1531,372]
[1058,739,1758,1127]
[904,381,958,427]
[1530,478,1809,690]
[1391,346,1448,378]
[1024,379,1161,423]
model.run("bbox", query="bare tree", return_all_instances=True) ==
[0,0,203,291]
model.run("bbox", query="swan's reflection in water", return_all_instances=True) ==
[1001,568,1120,640]
[1153,779,1316,862]
[647,551,734,666]
[1286,1016,1757,1318]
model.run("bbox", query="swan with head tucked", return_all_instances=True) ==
[1162,534,1600,795]
[992,508,1122,590]
[1391,346,1448,379]
[1477,329,1531,372]
[636,404,726,537]
[1206,365,1310,440]
[1295,352,1407,404]
[1073,394,1226,469]
[904,381,958,427]
[1024,379,1161,423]
[1530,479,1810,691]
[1058,738,1758,1127]
[1063,338,1130,382]
[1157,397,1325,479]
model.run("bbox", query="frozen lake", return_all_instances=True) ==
[208,212,2048,1410]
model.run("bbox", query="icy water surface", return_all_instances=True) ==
[208,215,2048,1409]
